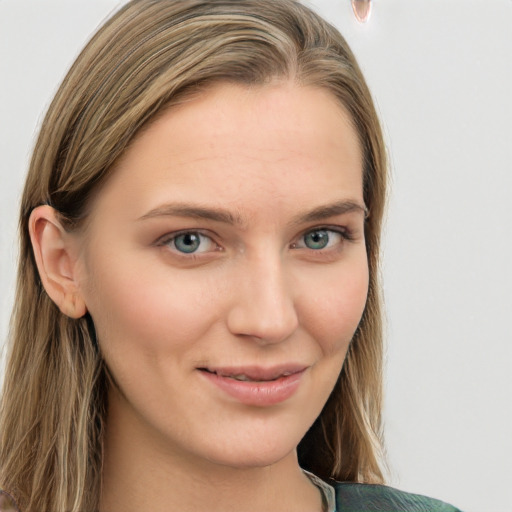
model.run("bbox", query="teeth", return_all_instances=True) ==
[225,373,273,382]
[228,374,286,382]
[207,370,297,381]
[231,374,251,381]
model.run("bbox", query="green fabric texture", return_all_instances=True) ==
[0,482,464,512]
[334,482,463,512]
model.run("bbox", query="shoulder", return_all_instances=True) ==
[333,482,463,512]
[0,489,19,511]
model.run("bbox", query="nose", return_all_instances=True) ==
[226,256,299,344]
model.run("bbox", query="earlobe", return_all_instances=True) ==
[28,205,87,319]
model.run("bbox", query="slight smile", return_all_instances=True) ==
[197,365,308,406]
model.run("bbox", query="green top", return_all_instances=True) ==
[0,478,463,512]
[334,483,463,512]
[306,472,463,512]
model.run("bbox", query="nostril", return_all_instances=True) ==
[226,308,299,345]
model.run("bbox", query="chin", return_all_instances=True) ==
[209,447,295,470]
[196,426,305,471]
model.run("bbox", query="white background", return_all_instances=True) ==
[1,1,511,511]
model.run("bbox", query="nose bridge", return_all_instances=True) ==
[226,252,298,343]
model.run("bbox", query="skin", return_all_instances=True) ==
[30,82,368,512]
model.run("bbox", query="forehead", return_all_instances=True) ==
[87,82,363,223]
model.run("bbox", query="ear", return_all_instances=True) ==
[28,205,87,319]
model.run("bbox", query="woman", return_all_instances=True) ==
[0,1,461,511]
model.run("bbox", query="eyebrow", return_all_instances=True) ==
[138,204,243,224]
[294,200,368,224]
[138,200,367,226]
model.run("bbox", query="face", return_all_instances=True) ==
[75,82,368,470]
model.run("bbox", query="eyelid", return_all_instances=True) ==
[156,229,221,255]
[153,224,357,258]
[291,225,355,250]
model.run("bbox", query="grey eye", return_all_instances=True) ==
[174,232,202,253]
[303,230,330,250]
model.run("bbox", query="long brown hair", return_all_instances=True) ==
[0,1,387,510]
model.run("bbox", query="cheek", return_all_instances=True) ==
[81,259,221,356]
[297,258,369,356]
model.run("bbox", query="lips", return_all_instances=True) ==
[197,364,307,406]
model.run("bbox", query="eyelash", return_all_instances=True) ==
[290,226,355,251]
[156,230,221,257]
[156,226,355,258]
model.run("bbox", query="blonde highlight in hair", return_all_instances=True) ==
[0,1,388,510]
